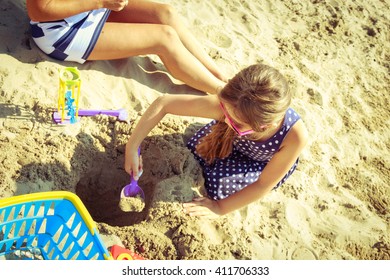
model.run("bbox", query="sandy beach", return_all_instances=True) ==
[0,0,389,260]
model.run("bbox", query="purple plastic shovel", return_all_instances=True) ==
[53,108,128,124]
[120,147,145,199]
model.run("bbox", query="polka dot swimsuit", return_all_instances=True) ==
[187,108,301,200]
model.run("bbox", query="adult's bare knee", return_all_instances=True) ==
[156,25,181,55]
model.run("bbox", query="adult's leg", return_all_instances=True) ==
[107,1,226,81]
[88,22,225,94]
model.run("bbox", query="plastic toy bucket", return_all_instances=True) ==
[0,191,112,260]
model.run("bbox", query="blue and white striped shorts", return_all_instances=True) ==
[30,9,110,64]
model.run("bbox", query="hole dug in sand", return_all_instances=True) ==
[75,157,154,227]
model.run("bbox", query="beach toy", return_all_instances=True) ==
[120,147,145,200]
[57,67,81,124]
[52,108,128,124]
[109,245,145,260]
[0,191,111,260]
[119,146,145,212]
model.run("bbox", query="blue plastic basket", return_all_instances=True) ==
[0,191,111,260]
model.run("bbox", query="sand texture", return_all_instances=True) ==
[0,0,389,260]
[119,195,146,212]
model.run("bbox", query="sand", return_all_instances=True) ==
[119,195,146,212]
[0,0,389,260]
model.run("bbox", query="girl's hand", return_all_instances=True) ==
[124,143,143,180]
[182,197,223,219]
[100,0,128,12]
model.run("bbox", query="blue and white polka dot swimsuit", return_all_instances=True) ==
[187,108,301,200]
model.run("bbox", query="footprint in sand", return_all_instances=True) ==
[203,26,232,48]
[285,200,314,242]
[290,247,318,260]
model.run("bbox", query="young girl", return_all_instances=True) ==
[125,64,308,218]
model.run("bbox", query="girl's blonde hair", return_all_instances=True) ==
[196,64,291,164]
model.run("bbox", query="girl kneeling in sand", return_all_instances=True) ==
[125,64,308,218]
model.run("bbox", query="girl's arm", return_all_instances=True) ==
[183,119,309,217]
[26,0,126,22]
[125,94,221,178]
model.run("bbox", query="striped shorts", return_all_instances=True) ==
[30,9,110,64]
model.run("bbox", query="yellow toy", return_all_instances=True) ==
[57,67,81,124]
